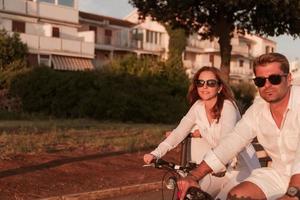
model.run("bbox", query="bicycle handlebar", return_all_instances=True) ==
[143,158,213,200]
[144,158,197,173]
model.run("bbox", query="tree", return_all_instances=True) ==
[129,0,300,80]
[0,29,28,71]
[0,29,28,88]
[164,25,187,77]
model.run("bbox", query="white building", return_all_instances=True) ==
[79,11,136,68]
[125,9,277,81]
[124,10,169,60]
[291,58,300,84]
[0,0,95,71]
[0,2,277,79]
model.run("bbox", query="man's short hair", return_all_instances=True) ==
[253,53,290,75]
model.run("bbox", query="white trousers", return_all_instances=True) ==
[190,138,253,199]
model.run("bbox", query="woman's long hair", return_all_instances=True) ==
[187,66,237,122]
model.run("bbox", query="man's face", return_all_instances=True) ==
[254,62,291,103]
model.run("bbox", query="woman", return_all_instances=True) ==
[143,66,260,198]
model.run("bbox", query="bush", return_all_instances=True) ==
[231,82,257,114]
[10,66,189,123]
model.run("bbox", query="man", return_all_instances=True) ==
[178,53,300,200]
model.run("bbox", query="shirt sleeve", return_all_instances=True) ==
[199,100,240,147]
[204,104,258,172]
[291,115,300,175]
[150,102,198,158]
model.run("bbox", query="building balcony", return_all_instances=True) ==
[0,0,78,24]
[231,45,252,57]
[230,67,253,80]
[94,38,164,54]
[134,41,164,53]
[19,33,94,58]
[95,38,133,51]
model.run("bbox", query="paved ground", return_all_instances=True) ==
[0,148,181,200]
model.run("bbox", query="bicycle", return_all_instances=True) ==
[143,158,213,200]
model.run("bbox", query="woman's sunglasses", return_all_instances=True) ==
[195,79,220,88]
[253,74,288,88]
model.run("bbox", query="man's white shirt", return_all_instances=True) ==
[205,85,300,179]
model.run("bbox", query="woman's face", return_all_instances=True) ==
[196,71,222,101]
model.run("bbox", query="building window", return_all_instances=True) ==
[52,27,60,38]
[154,32,158,44]
[150,31,154,43]
[89,26,97,42]
[58,0,74,7]
[239,60,244,67]
[104,29,112,45]
[132,29,143,41]
[12,20,25,33]
[39,54,50,66]
[38,0,55,3]
[146,30,150,43]
[145,30,159,44]
[209,54,214,66]
[158,33,162,45]
[265,46,270,53]
[247,44,251,53]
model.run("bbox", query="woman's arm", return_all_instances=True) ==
[150,102,200,158]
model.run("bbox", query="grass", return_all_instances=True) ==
[0,119,175,158]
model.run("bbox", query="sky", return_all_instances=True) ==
[79,0,300,62]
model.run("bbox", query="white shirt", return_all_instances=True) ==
[151,99,260,171]
[205,85,300,178]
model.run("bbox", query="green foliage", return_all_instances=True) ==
[0,29,28,71]
[10,62,189,123]
[165,26,187,67]
[231,82,257,114]
[129,0,300,79]
[0,29,29,89]
[103,54,163,76]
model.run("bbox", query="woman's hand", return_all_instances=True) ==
[143,153,155,164]
[190,129,201,138]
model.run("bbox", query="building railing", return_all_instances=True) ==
[95,37,164,53]
[232,45,252,56]
[230,66,253,76]
[0,0,78,23]
[19,33,94,58]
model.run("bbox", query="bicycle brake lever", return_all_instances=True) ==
[142,163,156,167]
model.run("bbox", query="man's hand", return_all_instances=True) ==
[178,161,212,200]
[177,175,199,200]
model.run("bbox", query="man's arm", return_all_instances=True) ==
[289,174,300,188]
[178,161,212,200]
[277,174,300,200]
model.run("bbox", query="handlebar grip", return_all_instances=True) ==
[156,159,177,169]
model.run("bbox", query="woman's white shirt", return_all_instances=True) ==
[150,100,241,159]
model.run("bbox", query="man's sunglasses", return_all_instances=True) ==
[253,74,288,88]
[195,79,220,88]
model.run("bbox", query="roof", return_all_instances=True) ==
[79,11,136,27]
